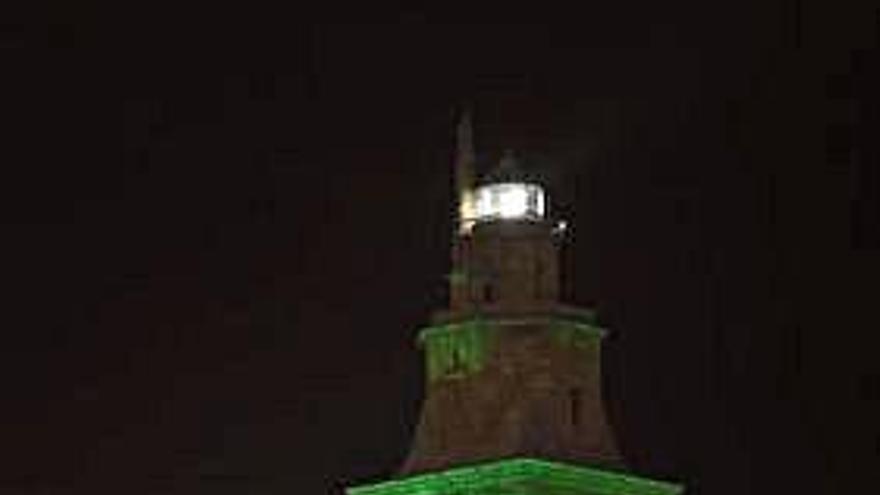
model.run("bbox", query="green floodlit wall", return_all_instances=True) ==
[417,317,607,382]
[347,458,684,495]
[419,320,490,382]
[548,320,606,351]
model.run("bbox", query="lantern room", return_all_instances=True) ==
[473,182,546,221]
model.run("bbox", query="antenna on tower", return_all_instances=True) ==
[455,105,477,234]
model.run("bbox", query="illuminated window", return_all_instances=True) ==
[473,182,546,222]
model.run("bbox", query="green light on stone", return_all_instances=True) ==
[549,321,606,351]
[446,269,469,286]
[416,317,608,382]
[419,320,491,382]
[347,457,684,495]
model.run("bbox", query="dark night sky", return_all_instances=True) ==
[4,3,879,494]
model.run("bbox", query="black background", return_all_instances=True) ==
[4,3,879,494]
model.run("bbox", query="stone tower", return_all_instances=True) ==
[347,112,683,495]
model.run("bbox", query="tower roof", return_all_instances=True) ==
[479,149,542,185]
[350,458,683,495]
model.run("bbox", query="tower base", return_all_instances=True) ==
[347,458,683,495]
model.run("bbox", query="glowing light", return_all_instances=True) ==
[473,183,545,222]
[498,185,528,218]
[347,457,684,495]
[553,220,568,236]
[458,190,476,233]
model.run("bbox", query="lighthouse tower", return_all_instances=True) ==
[347,112,683,495]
